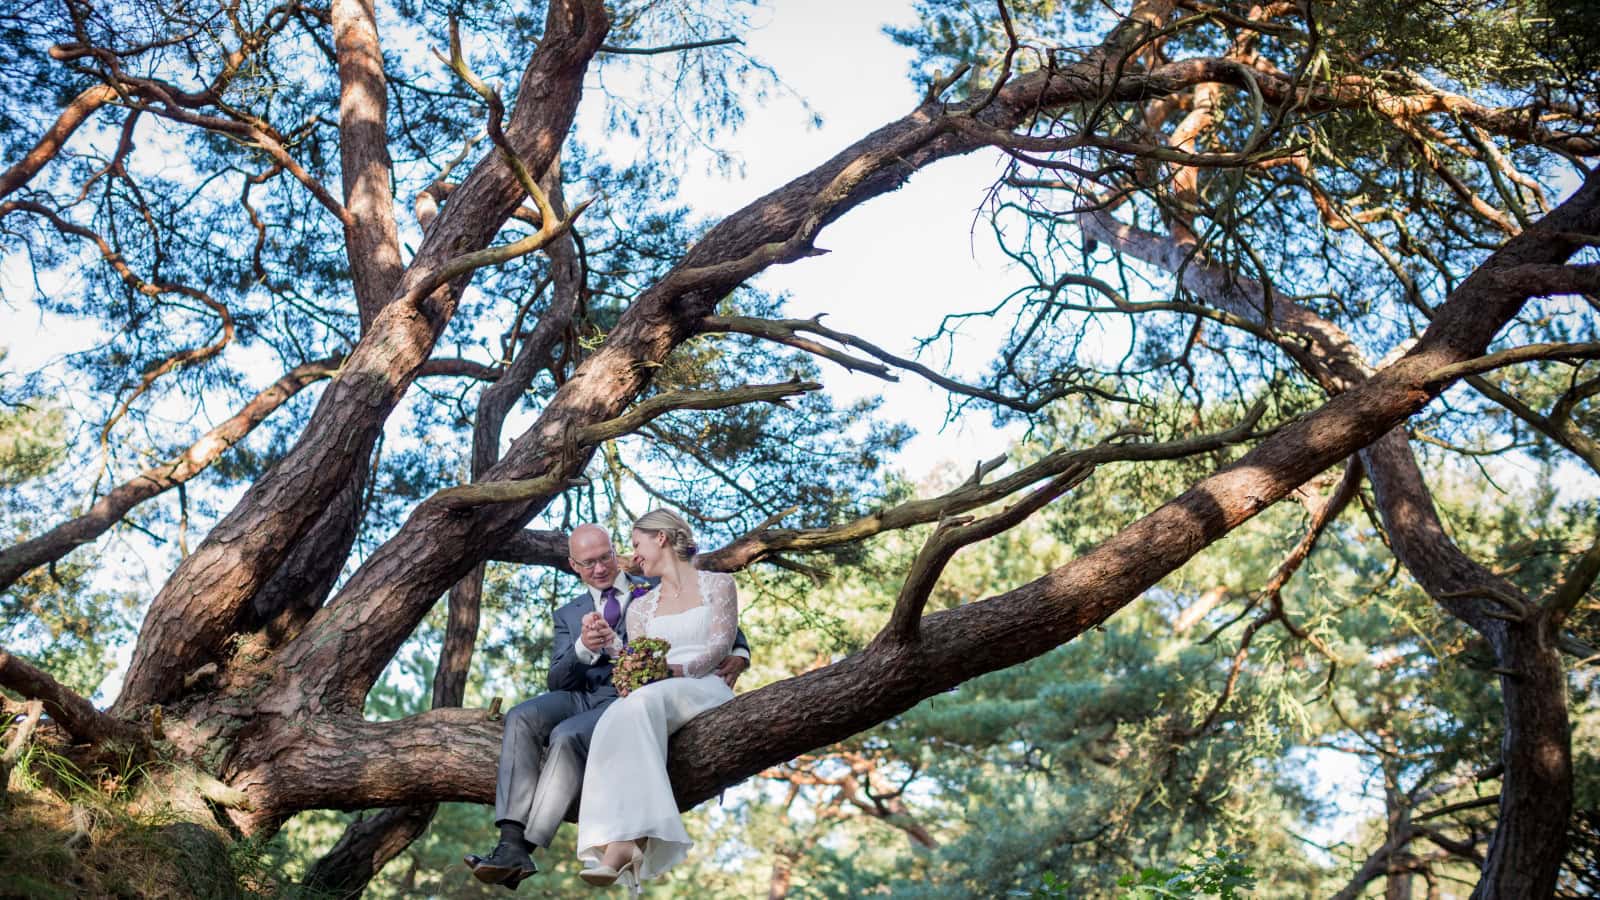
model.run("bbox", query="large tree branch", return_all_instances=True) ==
[427,380,820,508]
[697,405,1265,573]
[113,0,612,712]
[0,356,498,595]
[331,0,404,327]
[0,357,336,593]
[235,171,1600,829]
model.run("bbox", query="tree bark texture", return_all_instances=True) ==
[303,163,585,893]
[112,0,612,711]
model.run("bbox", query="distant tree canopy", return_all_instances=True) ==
[1,0,1597,897]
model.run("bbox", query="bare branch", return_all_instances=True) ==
[599,36,742,55]
[698,399,1267,573]
[0,355,494,593]
[1540,529,1600,630]
[0,84,119,200]
[0,648,139,745]
[429,380,821,508]
[488,528,572,571]
[699,315,897,381]
[700,313,1129,412]
[881,465,1093,645]
[1423,341,1600,387]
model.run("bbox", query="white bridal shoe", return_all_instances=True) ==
[580,843,644,890]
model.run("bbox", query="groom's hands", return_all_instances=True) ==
[581,612,617,653]
[714,655,748,689]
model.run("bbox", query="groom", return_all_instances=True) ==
[467,523,750,887]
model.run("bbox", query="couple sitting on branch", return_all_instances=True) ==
[465,509,750,891]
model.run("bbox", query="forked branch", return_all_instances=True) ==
[701,313,1128,412]
[698,398,1267,573]
[430,380,820,508]
[881,465,1093,645]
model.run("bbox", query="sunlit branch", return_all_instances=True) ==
[1422,341,1600,387]
[698,398,1267,573]
[698,315,896,380]
[701,313,1133,411]
[0,354,500,594]
[0,84,120,201]
[881,466,1092,645]
[429,380,821,508]
[1539,529,1600,629]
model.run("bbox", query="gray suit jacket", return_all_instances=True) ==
[545,576,750,696]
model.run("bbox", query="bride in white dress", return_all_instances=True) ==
[576,509,739,889]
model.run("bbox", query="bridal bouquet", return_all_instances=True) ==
[612,637,671,697]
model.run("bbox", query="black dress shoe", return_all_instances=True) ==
[466,841,537,887]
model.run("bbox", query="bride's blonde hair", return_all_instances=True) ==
[632,509,697,561]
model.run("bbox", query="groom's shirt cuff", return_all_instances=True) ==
[574,642,601,665]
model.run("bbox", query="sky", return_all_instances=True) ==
[574,0,1037,476]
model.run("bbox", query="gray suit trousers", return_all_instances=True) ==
[494,689,616,847]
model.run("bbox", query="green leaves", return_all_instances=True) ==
[1114,852,1258,900]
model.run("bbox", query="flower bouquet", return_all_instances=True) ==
[612,637,671,697]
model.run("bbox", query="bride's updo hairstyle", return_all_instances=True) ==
[632,509,698,562]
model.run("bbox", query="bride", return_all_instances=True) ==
[575,509,739,889]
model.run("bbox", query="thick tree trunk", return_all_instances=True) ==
[302,163,585,893]
[245,450,371,645]
[1471,633,1571,898]
[331,0,403,328]
[112,0,612,712]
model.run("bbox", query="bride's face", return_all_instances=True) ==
[631,529,670,577]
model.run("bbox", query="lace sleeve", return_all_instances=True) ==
[679,572,738,678]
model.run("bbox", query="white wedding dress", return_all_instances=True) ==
[576,570,739,885]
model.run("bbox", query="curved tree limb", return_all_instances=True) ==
[113,0,613,712]
[0,84,119,200]
[331,0,404,326]
[0,648,140,745]
[0,356,500,595]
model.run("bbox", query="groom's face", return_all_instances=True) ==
[568,526,620,591]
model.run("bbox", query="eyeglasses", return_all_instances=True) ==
[571,550,616,571]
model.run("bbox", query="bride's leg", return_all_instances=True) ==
[598,840,640,870]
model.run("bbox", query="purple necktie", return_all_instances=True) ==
[602,587,621,631]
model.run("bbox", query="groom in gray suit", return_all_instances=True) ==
[467,523,749,888]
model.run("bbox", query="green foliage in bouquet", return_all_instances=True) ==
[612,637,672,697]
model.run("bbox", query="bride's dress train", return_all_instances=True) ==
[576,570,738,884]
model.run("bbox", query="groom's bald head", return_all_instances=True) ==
[568,524,619,590]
